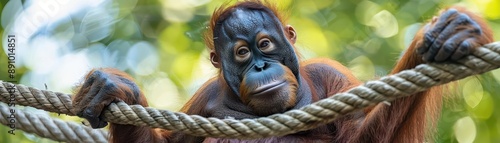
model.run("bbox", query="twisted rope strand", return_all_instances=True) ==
[0,103,108,142]
[0,82,75,116]
[0,42,499,140]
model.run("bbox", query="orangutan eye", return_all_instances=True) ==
[237,47,249,56]
[258,38,274,52]
[235,46,251,62]
[260,40,269,48]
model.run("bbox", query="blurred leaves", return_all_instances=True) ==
[470,0,500,20]
[80,8,114,42]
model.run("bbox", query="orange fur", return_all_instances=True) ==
[203,0,289,53]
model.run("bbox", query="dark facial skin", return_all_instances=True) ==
[212,8,301,116]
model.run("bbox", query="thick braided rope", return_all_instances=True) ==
[0,103,108,142]
[0,42,499,140]
[0,82,75,116]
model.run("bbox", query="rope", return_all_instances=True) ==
[0,103,108,142]
[0,42,499,140]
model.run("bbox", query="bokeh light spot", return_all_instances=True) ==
[462,78,483,108]
[126,41,159,76]
[368,10,399,38]
[453,116,476,143]
[348,56,375,81]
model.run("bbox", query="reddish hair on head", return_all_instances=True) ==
[203,0,289,51]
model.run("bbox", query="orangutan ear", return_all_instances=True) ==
[210,51,221,68]
[285,25,297,44]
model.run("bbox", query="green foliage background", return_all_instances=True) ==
[0,0,499,142]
